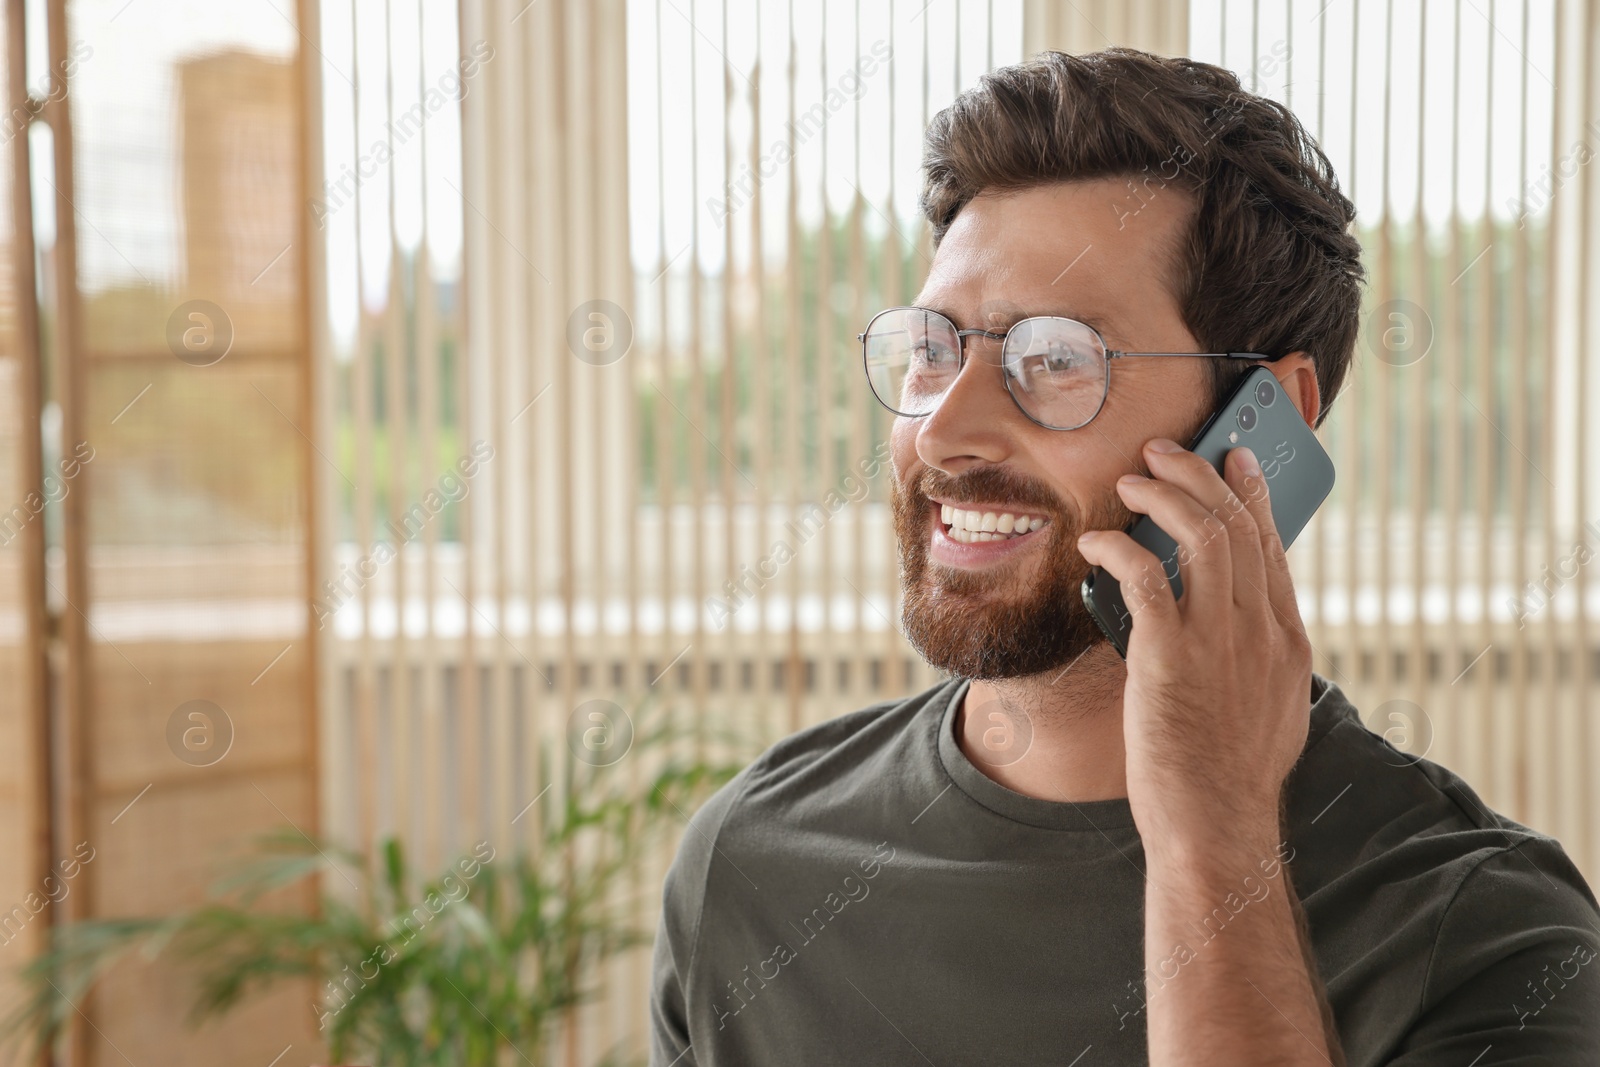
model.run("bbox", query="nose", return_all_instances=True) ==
[913,335,1016,474]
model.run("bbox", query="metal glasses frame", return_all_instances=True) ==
[858,305,1287,431]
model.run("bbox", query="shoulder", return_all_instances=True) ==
[1285,675,1583,891]
[1287,677,1600,1058]
[1386,837,1600,1060]
[728,676,959,808]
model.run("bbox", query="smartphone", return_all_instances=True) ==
[1080,366,1335,658]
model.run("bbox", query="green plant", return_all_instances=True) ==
[2,701,748,1066]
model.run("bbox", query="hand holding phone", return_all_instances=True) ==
[1079,367,1335,658]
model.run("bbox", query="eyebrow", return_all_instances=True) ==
[928,304,1130,350]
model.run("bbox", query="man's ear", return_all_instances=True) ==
[1267,352,1320,427]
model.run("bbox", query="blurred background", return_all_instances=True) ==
[0,0,1594,1062]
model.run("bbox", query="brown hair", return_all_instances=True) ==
[920,47,1365,427]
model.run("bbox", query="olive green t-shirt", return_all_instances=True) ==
[649,673,1600,1066]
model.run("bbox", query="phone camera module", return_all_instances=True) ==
[1237,404,1258,432]
[1255,379,1277,407]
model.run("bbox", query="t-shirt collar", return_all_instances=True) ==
[933,672,1346,833]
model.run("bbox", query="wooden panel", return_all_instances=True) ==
[90,769,317,1065]
[89,639,313,793]
[51,1,323,1062]
[0,0,50,1040]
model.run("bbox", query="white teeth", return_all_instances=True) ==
[939,505,1050,543]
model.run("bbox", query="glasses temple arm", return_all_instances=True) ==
[1108,350,1286,361]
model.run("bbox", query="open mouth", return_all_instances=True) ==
[935,502,1050,544]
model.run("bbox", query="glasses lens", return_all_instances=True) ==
[1001,318,1108,429]
[863,308,962,416]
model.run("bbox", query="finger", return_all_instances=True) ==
[1206,446,1268,613]
[1114,478,1229,614]
[1228,445,1301,620]
[1143,440,1265,611]
[1078,528,1182,640]
[1113,475,1232,615]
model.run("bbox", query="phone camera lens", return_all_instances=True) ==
[1237,404,1258,432]
[1255,379,1276,407]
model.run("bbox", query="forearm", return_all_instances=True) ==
[1280,849,1347,1066]
[1142,831,1342,1065]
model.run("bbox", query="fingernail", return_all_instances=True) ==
[1078,531,1099,545]
[1147,437,1182,453]
[1118,473,1144,487]
[1236,447,1261,478]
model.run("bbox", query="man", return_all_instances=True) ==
[649,47,1600,1065]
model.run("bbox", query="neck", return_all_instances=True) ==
[958,642,1131,803]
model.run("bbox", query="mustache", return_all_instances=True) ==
[914,465,1064,519]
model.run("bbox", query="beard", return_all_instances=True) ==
[891,463,1134,681]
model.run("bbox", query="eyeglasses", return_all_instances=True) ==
[859,306,1284,431]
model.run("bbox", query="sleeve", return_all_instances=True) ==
[649,770,749,1067]
[649,862,698,1067]
[1385,837,1600,1066]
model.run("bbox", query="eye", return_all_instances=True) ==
[1043,340,1086,371]
[911,336,959,369]
[1022,338,1084,373]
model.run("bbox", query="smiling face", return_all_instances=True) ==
[890,178,1216,680]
